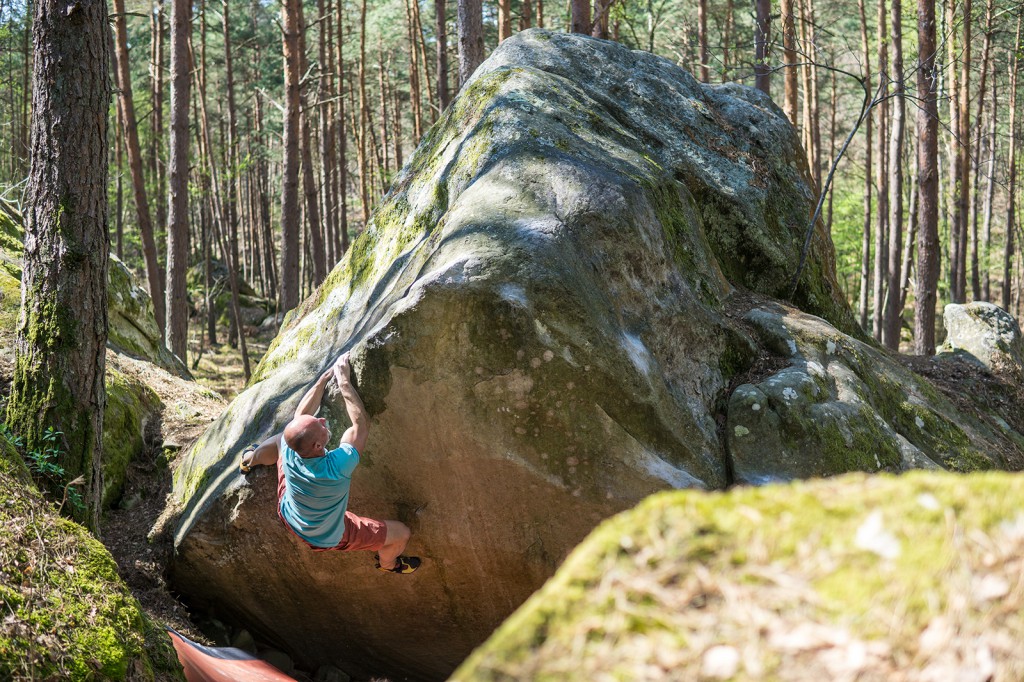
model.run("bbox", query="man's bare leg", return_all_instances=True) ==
[376,520,411,570]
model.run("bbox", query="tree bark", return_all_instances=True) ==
[436,0,450,110]
[754,0,771,94]
[570,0,590,33]
[165,0,191,359]
[780,0,798,124]
[7,0,110,529]
[296,3,327,286]
[150,0,166,236]
[970,0,995,301]
[946,0,966,302]
[697,0,708,81]
[1004,19,1021,312]
[914,0,940,355]
[457,0,483,89]
[883,0,905,349]
[336,0,350,255]
[956,0,971,302]
[498,0,512,41]
[873,0,889,341]
[857,0,872,332]
[982,74,997,301]
[280,0,302,310]
[357,0,371,223]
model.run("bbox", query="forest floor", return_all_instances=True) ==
[99,322,287,669]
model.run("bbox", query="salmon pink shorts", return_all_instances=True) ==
[276,456,388,552]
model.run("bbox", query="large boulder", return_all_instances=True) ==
[454,471,1024,681]
[164,30,1022,681]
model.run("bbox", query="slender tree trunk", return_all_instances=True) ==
[357,0,371,223]
[498,0,512,41]
[1004,20,1021,312]
[914,0,940,355]
[457,0,483,89]
[165,0,191,359]
[982,75,998,301]
[115,104,124,260]
[296,3,327,286]
[320,0,338,268]
[280,0,302,310]
[900,144,919,313]
[956,0,971,301]
[947,0,965,301]
[971,0,994,301]
[410,0,435,123]
[222,0,241,338]
[883,0,905,349]
[754,0,770,94]
[405,0,423,139]
[150,0,166,236]
[858,0,872,331]
[571,0,590,33]
[691,0,705,79]
[520,0,533,30]
[723,0,733,78]
[780,0,798,124]
[336,0,350,254]
[537,0,544,28]
[826,64,837,235]
[592,0,610,38]
[17,6,30,177]
[807,0,821,188]
[436,0,450,110]
[7,0,110,529]
[113,0,165,333]
[873,0,889,341]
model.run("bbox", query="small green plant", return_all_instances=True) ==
[2,424,85,515]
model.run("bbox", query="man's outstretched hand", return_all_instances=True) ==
[333,352,352,386]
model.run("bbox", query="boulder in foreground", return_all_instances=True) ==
[455,471,1024,681]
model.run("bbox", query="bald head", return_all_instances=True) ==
[284,414,331,458]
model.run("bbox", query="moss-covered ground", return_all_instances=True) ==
[455,471,1024,681]
[0,431,183,681]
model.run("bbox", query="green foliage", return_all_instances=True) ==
[4,425,86,516]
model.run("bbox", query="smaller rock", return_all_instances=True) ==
[941,302,1024,375]
[260,649,295,675]
[314,664,351,682]
[230,628,256,653]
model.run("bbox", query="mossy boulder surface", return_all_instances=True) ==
[725,303,1021,483]
[0,431,183,681]
[165,31,1020,681]
[939,302,1024,377]
[455,471,1024,681]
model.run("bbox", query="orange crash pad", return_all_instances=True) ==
[167,628,297,682]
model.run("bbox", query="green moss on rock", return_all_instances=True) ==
[454,472,1024,680]
[103,367,162,508]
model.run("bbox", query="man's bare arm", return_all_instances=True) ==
[295,369,334,418]
[334,353,369,454]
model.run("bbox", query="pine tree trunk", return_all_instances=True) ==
[296,3,327,286]
[781,0,798,124]
[498,0,512,40]
[982,75,998,302]
[321,0,338,268]
[405,0,423,139]
[957,0,971,302]
[280,0,302,310]
[1004,18,1021,311]
[914,0,941,355]
[113,0,165,330]
[857,0,872,332]
[873,0,889,341]
[697,0,708,81]
[7,0,110,529]
[570,0,590,33]
[436,0,450,110]
[150,0,167,236]
[883,0,905,349]
[970,0,994,301]
[166,0,192,359]
[947,0,965,302]
[336,0,350,255]
[754,0,770,94]
[357,0,371,223]
[457,0,483,89]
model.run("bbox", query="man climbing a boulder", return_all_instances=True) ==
[238,352,421,574]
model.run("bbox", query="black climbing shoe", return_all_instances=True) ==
[375,555,421,574]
